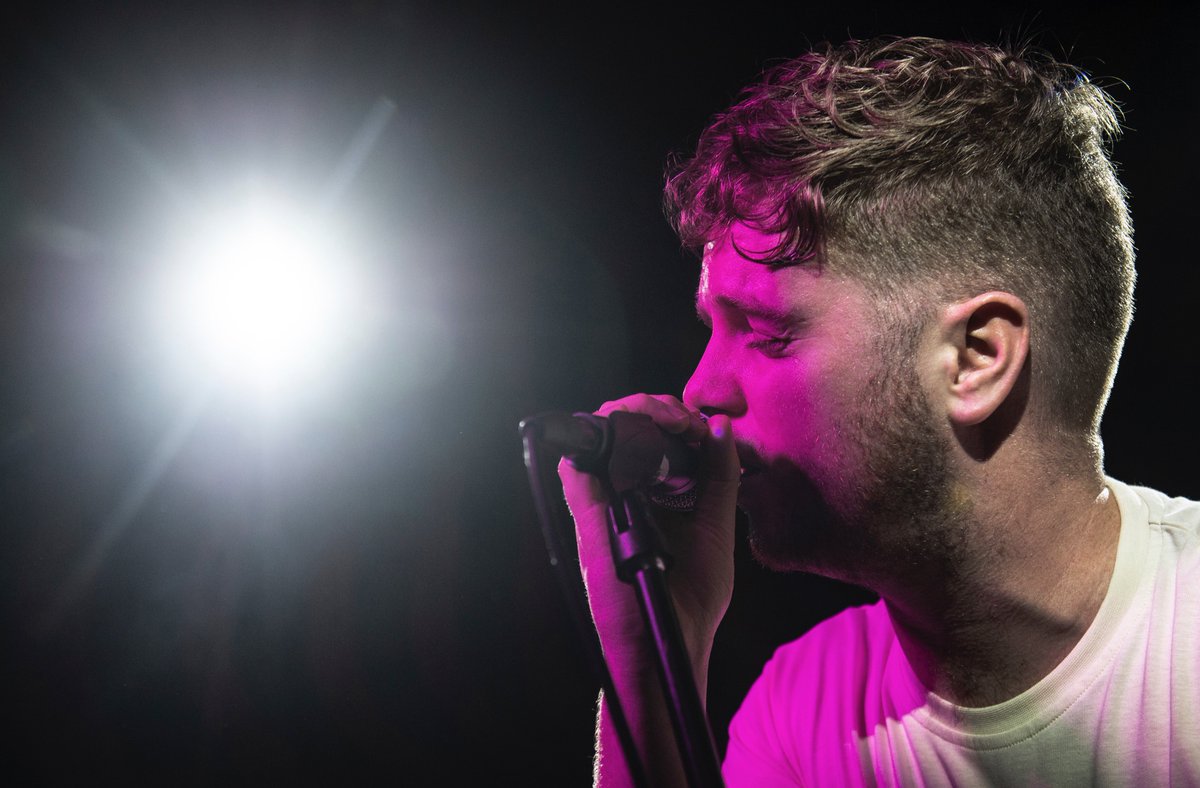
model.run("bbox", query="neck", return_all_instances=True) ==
[876,466,1121,707]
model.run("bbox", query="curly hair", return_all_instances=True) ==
[665,36,1135,438]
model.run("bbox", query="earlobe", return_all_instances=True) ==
[937,292,1030,427]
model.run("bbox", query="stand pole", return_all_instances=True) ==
[607,489,724,788]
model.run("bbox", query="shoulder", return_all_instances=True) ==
[752,600,902,735]
[760,601,893,688]
[724,601,897,783]
[1112,478,1200,567]
[1119,480,1200,528]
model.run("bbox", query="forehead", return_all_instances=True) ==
[697,224,830,314]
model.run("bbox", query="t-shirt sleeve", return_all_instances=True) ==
[723,648,805,787]
[721,602,889,787]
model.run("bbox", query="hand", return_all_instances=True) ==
[559,394,740,667]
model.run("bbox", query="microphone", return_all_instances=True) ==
[527,411,699,511]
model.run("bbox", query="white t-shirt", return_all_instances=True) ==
[723,479,1200,786]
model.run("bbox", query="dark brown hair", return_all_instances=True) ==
[665,36,1135,437]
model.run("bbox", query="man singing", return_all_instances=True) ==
[561,36,1199,786]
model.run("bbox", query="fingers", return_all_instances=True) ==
[561,393,731,527]
[558,456,610,545]
[560,393,697,509]
[596,393,709,442]
[558,454,611,533]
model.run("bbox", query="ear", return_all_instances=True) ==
[932,292,1030,427]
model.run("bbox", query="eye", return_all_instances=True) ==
[747,333,793,357]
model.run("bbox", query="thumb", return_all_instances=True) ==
[693,414,740,526]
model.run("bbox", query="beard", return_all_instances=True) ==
[742,344,970,588]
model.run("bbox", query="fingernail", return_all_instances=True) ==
[711,415,729,440]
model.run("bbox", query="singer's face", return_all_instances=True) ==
[684,224,954,579]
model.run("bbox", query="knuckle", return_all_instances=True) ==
[598,393,655,416]
[628,393,656,410]
[650,393,682,408]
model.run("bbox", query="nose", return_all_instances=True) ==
[683,337,745,417]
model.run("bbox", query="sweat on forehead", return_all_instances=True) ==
[697,225,840,319]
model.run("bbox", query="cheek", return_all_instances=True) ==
[748,361,845,452]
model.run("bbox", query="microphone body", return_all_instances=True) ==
[529,411,699,511]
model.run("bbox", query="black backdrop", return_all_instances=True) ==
[3,2,1197,784]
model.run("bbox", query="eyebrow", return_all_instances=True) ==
[695,293,799,326]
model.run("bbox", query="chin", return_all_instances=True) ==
[738,469,849,574]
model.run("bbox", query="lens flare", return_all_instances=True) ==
[158,190,363,397]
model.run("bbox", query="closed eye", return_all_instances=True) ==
[747,334,794,357]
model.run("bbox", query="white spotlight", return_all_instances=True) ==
[158,190,364,398]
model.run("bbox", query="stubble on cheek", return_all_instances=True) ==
[734,384,867,574]
[741,358,961,582]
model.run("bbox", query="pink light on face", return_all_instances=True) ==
[685,223,946,581]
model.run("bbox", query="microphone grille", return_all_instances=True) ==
[650,490,697,512]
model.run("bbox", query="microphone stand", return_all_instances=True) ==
[523,412,724,788]
[603,484,724,788]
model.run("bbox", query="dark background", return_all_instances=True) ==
[3,2,1196,784]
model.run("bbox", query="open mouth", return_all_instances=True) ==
[737,452,765,478]
[734,440,766,480]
